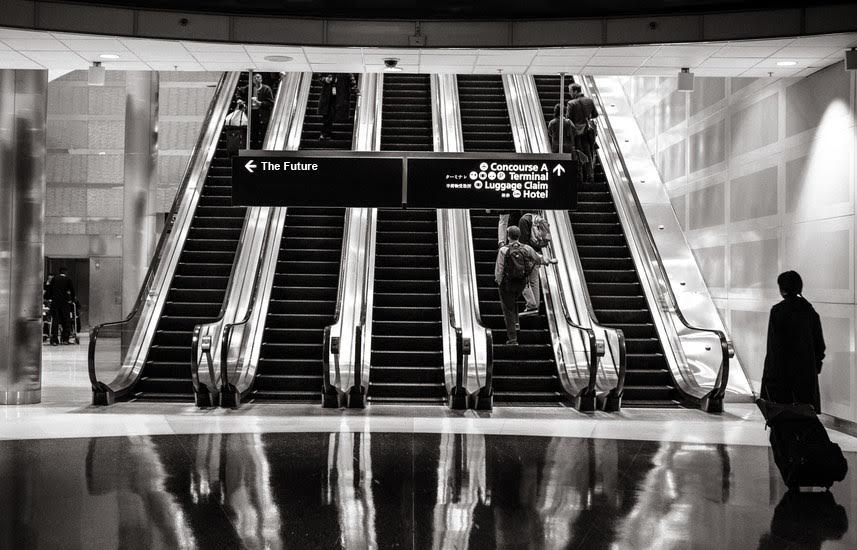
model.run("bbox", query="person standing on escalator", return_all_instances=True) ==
[239,73,274,148]
[567,83,598,182]
[495,226,557,346]
[317,73,358,141]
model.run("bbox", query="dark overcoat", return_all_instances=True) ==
[317,74,355,122]
[761,295,826,411]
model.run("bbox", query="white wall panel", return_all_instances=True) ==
[623,60,857,424]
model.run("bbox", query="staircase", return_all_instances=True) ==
[533,76,680,407]
[249,73,356,402]
[367,73,445,404]
[125,74,264,401]
[459,74,565,405]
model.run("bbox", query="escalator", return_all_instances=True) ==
[368,73,445,404]
[125,74,278,401]
[534,76,679,407]
[247,74,356,401]
[460,75,565,405]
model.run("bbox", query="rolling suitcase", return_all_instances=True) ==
[768,416,847,490]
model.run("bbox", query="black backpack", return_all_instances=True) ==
[503,243,534,289]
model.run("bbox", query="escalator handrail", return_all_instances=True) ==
[439,209,465,393]
[218,213,278,396]
[458,210,494,390]
[322,207,355,397]
[581,75,730,402]
[88,71,238,395]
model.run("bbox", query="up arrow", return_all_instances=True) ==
[552,163,566,176]
[245,160,257,173]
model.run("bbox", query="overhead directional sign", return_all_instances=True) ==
[232,153,403,208]
[406,157,575,209]
[232,151,576,209]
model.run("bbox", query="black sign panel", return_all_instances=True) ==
[406,157,576,210]
[232,154,403,208]
[232,152,576,209]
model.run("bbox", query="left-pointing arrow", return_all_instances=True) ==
[245,160,257,173]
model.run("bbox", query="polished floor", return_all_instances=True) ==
[0,337,855,548]
[1,431,855,549]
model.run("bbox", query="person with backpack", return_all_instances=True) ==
[518,212,552,315]
[224,99,248,157]
[494,226,557,345]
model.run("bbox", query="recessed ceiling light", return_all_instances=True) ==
[99,54,120,60]
[776,60,797,66]
[263,55,293,63]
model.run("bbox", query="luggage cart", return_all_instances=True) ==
[67,300,81,345]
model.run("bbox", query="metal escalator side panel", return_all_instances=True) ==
[102,71,242,397]
[432,74,492,405]
[232,72,314,397]
[319,74,384,401]
[193,72,310,398]
[580,75,753,402]
[502,74,593,403]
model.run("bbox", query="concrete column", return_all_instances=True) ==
[121,72,159,316]
[0,70,47,405]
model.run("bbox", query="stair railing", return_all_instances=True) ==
[579,75,732,412]
[88,71,241,405]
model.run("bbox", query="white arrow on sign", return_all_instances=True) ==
[552,163,566,176]
[245,160,257,173]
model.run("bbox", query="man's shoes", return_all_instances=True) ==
[506,339,519,346]
[50,341,58,347]
[61,340,70,345]
[519,307,539,317]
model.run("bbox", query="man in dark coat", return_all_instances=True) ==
[761,271,826,411]
[48,267,75,345]
[239,73,274,148]
[566,83,599,179]
[317,73,357,141]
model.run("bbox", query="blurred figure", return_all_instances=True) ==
[224,99,248,156]
[48,266,75,345]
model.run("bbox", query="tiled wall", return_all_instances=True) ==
[620,63,857,423]
[45,70,219,327]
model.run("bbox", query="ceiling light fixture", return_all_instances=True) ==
[88,61,105,86]
[263,55,293,63]
[776,60,797,66]
[677,67,694,92]
[99,54,119,60]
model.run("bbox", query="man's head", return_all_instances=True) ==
[553,103,562,119]
[253,73,263,85]
[59,267,68,276]
[570,83,582,96]
[777,270,803,297]
[506,225,521,242]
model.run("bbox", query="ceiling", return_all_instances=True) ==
[52,0,856,19]
[1,26,855,78]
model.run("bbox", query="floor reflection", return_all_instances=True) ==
[0,432,854,549]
